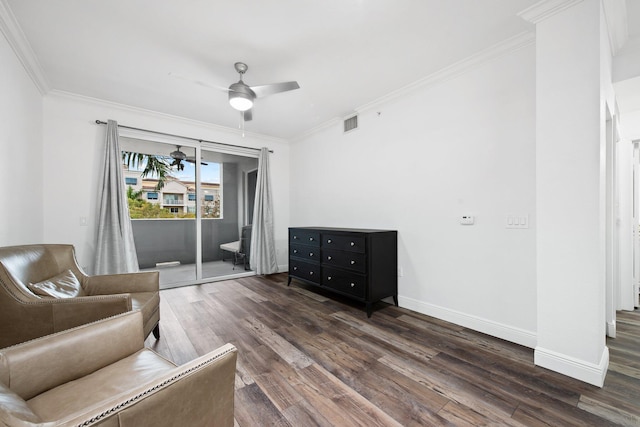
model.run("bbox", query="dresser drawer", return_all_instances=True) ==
[323,234,365,253]
[289,244,320,262]
[289,259,321,284]
[322,248,366,273]
[323,267,366,299]
[290,229,320,247]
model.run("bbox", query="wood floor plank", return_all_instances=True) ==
[577,394,640,427]
[242,316,314,369]
[332,311,440,360]
[296,363,403,427]
[428,352,612,427]
[378,353,525,426]
[281,400,334,427]
[438,401,503,427]
[148,292,198,364]
[148,274,640,426]
[234,382,291,427]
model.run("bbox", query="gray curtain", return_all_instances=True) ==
[94,120,140,274]
[250,147,278,274]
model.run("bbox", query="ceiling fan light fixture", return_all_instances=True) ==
[170,146,187,160]
[229,92,253,111]
[228,82,255,111]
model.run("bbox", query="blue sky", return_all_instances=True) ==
[130,157,220,184]
[173,160,220,184]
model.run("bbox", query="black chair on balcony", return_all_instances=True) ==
[219,225,252,270]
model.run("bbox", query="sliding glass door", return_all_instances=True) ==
[199,146,258,281]
[119,135,258,288]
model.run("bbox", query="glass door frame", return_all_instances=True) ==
[119,127,259,285]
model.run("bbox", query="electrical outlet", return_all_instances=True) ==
[460,215,475,225]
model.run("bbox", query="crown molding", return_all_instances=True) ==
[602,0,628,56]
[291,117,342,142]
[518,0,585,24]
[0,0,49,94]
[47,90,288,144]
[355,31,535,114]
[292,31,535,141]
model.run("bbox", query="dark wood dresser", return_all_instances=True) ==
[288,227,397,317]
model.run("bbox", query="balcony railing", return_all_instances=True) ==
[130,219,239,269]
[163,199,184,205]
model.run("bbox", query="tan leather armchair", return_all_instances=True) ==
[0,311,237,426]
[0,244,160,348]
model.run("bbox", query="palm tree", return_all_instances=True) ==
[126,185,144,200]
[122,152,172,190]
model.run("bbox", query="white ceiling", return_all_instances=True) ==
[3,0,558,139]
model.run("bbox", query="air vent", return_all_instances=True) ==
[343,114,358,133]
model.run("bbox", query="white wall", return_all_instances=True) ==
[0,31,43,245]
[42,92,290,271]
[617,139,635,311]
[290,45,537,346]
[619,110,640,140]
[533,0,607,387]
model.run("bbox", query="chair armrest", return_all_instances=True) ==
[60,344,238,427]
[0,295,132,350]
[0,311,144,400]
[85,271,159,295]
[51,294,132,331]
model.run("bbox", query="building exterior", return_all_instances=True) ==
[123,168,221,218]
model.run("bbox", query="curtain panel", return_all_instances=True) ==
[250,147,278,274]
[94,120,140,274]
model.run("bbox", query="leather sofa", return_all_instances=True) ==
[0,244,160,348]
[0,311,237,426]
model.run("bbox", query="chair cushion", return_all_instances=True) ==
[27,269,84,298]
[220,241,240,253]
[0,382,42,424]
[27,349,176,422]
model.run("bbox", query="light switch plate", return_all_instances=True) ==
[506,214,529,229]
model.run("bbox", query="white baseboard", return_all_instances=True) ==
[398,295,537,348]
[606,320,616,338]
[534,346,609,387]
[277,264,289,274]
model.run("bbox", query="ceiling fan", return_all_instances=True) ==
[171,62,300,122]
[169,146,208,171]
[226,62,300,121]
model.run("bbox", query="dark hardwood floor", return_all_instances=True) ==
[144,273,640,426]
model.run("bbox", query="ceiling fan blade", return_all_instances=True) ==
[168,72,229,92]
[244,109,253,122]
[250,81,300,98]
[185,157,208,166]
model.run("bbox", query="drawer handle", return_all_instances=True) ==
[293,266,298,270]
[327,239,332,244]
[309,271,314,276]
[327,276,332,280]
[350,283,355,288]
[327,256,332,260]
[309,252,314,257]
[293,235,298,239]
[309,237,314,241]
[350,260,356,265]
[350,242,355,246]
[293,249,298,254]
